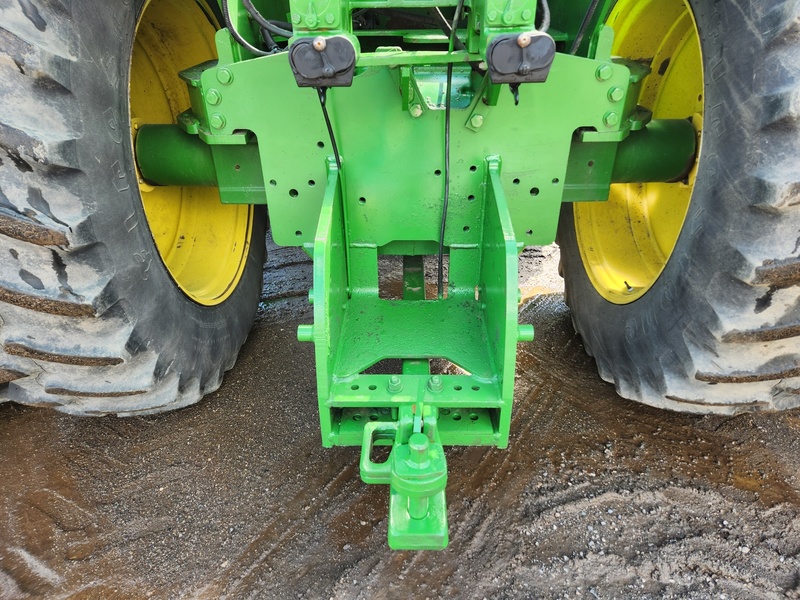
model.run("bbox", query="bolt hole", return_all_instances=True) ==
[351,384,359,390]
[471,385,480,391]
[234,164,241,171]
[587,160,595,167]
[369,414,379,421]
[295,230,302,237]
[289,189,299,198]
[434,169,442,176]
[368,384,377,391]
[440,408,451,415]
[308,179,315,186]
[454,385,462,391]
[552,178,559,184]
[469,413,479,421]
[467,194,475,202]
[358,197,366,205]
[526,229,533,236]
[269,179,277,187]
[317,141,325,148]
[469,165,477,172]
[452,413,462,421]
[513,178,520,185]
[530,187,539,196]
[353,414,363,421]
[463,225,470,232]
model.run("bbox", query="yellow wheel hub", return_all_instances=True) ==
[574,0,703,303]
[130,0,253,306]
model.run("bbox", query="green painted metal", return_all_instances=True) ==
[134,0,702,549]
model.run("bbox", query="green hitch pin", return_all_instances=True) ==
[297,324,314,342]
[407,432,431,520]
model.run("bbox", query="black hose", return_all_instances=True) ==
[241,0,294,38]
[569,0,601,55]
[221,0,270,56]
[437,0,466,299]
[428,7,466,51]
[538,0,551,32]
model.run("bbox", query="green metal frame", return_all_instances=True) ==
[133,0,696,549]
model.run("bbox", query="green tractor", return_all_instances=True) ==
[1,0,797,549]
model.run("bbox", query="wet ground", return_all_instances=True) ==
[1,240,799,599]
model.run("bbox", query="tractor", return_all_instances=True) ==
[1,0,798,549]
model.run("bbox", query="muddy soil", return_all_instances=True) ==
[1,239,798,599]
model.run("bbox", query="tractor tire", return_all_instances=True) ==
[558,0,800,414]
[0,0,266,416]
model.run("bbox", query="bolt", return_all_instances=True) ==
[217,68,233,85]
[206,88,222,105]
[325,13,335,24]
[522,9,532,20]
[427,375,443,393]
[517,32,531,48]
[210,113,226,130]
[388,375,403,393]
[306,15,318,27]
[408,432,430,466]
[307,288,314,305]
[312,36,327,52]
[469,114,484,128]
[595,64,613,81]
[297,324,314,342]
[603,111,620,127]
[487,10,497,22]
[608,86,624,102]
[292,14,301,24]
[409,104,423,118]
[503,12,514,24]
[517,324,535,342]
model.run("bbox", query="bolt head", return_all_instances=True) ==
[608,86,624,102]
[216,68,233,85]
[521,9,532,20]
[206,88,221,105]
[595,64,613,81]
[469,114,484,128]
[409,104,423,118]
[306,15,318,27]
[502,12,514,24]
[292,14,301,24]
[210,113,226,129]
[487,10,497,22]
[603,111,620,127]
[388,375,403,393]
[427,375,443,393]
[325,13,335,24]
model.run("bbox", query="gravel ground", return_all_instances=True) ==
[0,238,798,599]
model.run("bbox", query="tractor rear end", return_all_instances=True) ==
[2,0,798,550]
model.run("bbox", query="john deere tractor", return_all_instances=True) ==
[1,0,798,548]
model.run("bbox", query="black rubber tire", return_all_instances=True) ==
[558,0,800,414]
[0,1,266,415]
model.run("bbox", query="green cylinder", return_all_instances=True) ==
[135,125,217,187]
[612,119,697,184]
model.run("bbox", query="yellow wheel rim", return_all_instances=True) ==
[130,0,253,306]
[574,0,703,303]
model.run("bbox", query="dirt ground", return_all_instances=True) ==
[1,240,799,599]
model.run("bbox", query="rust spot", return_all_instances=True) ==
[45,387,145,398]
[0,214,68,246]
[0,367,26,384]
[753,257,800,289]
[4,343,122,366]
[722,322,800,343]
[0,286,94,317]
[696,365,800,384]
